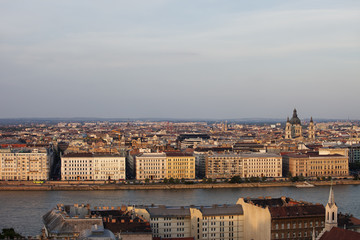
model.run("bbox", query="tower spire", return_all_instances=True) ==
[328,181,335,206]
[325,182,338,231]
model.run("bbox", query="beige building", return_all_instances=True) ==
[237,198,271,240]
[206,153,282,179]
[134,204,245,240]
[283,152,348,177]
[0,148,50,180]
[135,152,167,180]
[166,152,195,179]
[61,153,125,180]
[242,153,282,178]
[206,154,243,179]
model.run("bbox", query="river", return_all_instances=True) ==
[0,185,359,237]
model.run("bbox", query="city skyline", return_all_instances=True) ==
[1,0,359,119]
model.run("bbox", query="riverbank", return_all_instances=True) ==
[0,180,359,191]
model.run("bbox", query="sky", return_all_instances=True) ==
[0,0,359,120]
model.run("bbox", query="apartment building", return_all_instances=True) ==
[206,153,282,179]
[206,154,243,179]
[135,152,167,180]
[282,152,348,178]
[0,148,50,180]
[239,197,325,240]
[134,204,245,240]
[61,153,125,180]
[347,144,360,163]
[242,153,282,178]
[166,152,195,179]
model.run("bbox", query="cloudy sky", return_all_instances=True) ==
[0,0,359,120]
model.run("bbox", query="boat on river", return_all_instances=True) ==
[295,181,315,188]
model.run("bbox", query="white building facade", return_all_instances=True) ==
[135,153,167,180]
[0,148,50,180]
[61,153,125,180]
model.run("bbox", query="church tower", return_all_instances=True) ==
[308,117,315,140]
[325,185,338,231]
[285,117,291,139]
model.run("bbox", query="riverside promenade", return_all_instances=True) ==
[0,180,359,191]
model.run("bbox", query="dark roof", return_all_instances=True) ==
[247,198,286,208]
[165,152,193,157]
[199,204,243,216]
[269,205,325,219]
[283,152,345,158]
[147,206,191,218]
[62,153,121,158]
[177,134,210,141]
[91,210,152,233]
[320,227,360,240]
[338,214,360,229]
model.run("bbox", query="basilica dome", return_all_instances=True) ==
[289,109,301,125]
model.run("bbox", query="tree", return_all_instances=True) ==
[180,178,185,184]
[169,177,175,184]
[290,176,299,182]
[145,178,150,184]
[163,178,168,184]
[353,173,359,180]
[249,176,260,183]
[230,176,242,183]
[0,228,23,239]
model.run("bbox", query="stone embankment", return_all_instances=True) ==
[0,180,359,191]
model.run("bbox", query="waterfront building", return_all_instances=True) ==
[348,144,360,163]
[134,204,245,240]
[135,152,167,180]
[43,204,152,240]
[61,153,125,181]
[43,204,104,239]
[285,109,315,140]
[194,152,207,179]
[242,153,282,178]
[206,153,282,179]
[91,206,152,240]
[0,148,50,180]
[206,153,243,179]
[166,152,195,180]
[239,197,325,240]
[282,152,348,178]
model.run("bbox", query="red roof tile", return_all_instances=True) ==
[320,227,360,240]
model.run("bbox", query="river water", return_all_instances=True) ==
[0,185,359,237]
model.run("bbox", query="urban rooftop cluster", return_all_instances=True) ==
[1,109,360,182]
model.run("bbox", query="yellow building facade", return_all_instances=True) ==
[283,153,348,177]
[166,152,195,179]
